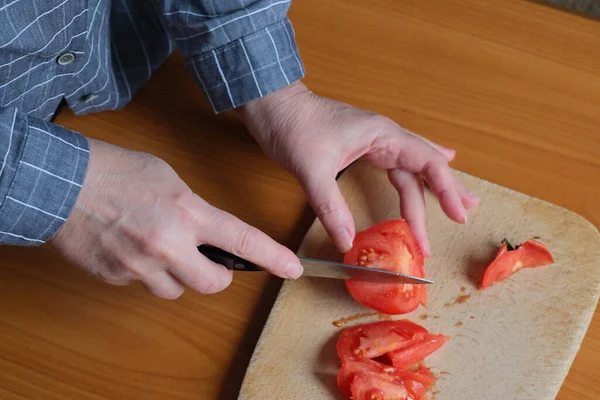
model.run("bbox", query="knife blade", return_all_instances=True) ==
[198,245,434,285]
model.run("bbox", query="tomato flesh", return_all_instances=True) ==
[389,334,450,369]
[481,239,554,289]
[336,320,447,400]
[337,320,428,362]
[344,220,427,314]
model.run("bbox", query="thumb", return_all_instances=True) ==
[298,169,355,253]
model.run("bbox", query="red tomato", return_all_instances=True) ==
[344,220,427,315]
[388,334,450,369]
[481,239,554,289]
[336,320,445,399]
[338,360,435,400]
[337,320,428,363]
[350,373,411,400]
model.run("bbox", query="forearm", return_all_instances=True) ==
[0,107,88,245]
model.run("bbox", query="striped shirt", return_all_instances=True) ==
[0,0,304,246]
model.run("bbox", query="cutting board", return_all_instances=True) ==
[238,162,600,400]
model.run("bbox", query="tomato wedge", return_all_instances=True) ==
[336,320,447,399]
[481,238,554,289]
[388,334,450,369]
[338,360,435,400]
[344,220,427,315]
[337,320,428,362]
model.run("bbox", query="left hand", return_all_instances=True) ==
[238,82,479,257]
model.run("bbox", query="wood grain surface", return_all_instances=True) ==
[1,0,599,399]
[239,163,600,399]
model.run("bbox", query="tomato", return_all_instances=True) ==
[344,220,427,315]
[338,360,435,400]
[481,238,554,289]
[388,334,450,369]
[350,373,411,400]
[337,320,428,363]
[336,320,446,399]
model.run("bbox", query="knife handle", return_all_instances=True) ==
[197,244,263,272]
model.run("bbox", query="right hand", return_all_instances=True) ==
[50,139,303,299]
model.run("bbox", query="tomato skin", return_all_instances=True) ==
[344,220,426,315]
[481,239,554,289]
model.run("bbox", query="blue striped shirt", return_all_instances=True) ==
[0,0,304,245]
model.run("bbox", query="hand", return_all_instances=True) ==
[50,139,303,299]
[239,82,479,257]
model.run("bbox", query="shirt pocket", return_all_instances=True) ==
[0,0,89,58]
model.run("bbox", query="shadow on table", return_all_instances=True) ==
[218,203,317,400]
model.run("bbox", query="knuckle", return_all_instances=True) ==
[369,114,394,130]
[314,200,341,219]
[233,227,259,257]
[139,227,171,259]
[96,267,132,285]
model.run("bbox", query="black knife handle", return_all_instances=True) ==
[197,244,263,272]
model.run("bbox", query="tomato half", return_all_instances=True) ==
[337,320,428,363]
[344,220,427,315]
[481,239,554,289]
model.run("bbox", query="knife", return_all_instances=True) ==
[197,244,434,285]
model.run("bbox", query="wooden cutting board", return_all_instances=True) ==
[239,162,600,400]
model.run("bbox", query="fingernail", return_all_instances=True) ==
[461,205,468,224]
[421,242,431,258]
[285,262,304,279]
[338,229,353,253]
[468,191,480,201]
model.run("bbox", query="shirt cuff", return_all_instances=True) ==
[0,111,89,246]
[185,18,305,113]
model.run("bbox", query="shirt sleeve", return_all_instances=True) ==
[155,0,305,113]
[0,107,89,246]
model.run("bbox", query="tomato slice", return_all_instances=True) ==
[337,320,429,363]
[481,239,554,289]
[344,220,427,315]
[350,373,411,400]
[388,334,450,369]
[338,360,435,399]
[336,320,446,400]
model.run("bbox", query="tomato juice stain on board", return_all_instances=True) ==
[460,286,466,293]
[418,314,429,320]
[455,321,463,327]
[378,313,392,321]
[444,293,471,307]
[332,312,378,327]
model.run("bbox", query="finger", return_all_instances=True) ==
[297,168,355,253]
[167,247,234,294]
[404,129,455,162]
[199,207,303,279]
[141,270,185,300]
[364,132,466,224]
[455,179,480,209]
[388,169,430,257]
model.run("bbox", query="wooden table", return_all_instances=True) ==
[1,0,599,399]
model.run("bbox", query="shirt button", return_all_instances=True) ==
[80,94,99,103]
[56,52,75,66]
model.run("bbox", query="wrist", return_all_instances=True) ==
[236,80,310,126]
